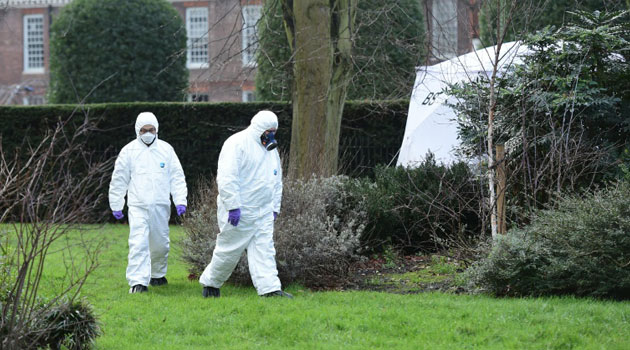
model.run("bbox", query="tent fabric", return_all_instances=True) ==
[397,41,529,167]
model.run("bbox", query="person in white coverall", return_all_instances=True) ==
[109,112,188,294]
[199,110,292,298]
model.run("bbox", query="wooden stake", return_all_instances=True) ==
[496,144,507,235]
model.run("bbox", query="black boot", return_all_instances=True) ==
[262,290,293,299]
[150,277,168,286]
[129,285,148,294]
[202,286,220,298]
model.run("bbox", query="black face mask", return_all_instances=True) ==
[260,131,278,151]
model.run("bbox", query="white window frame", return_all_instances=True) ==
[186,7,209,69]
[23,14,45,74]
[431,0,458,60]
[242,90,255,102]
[241,5,262,67]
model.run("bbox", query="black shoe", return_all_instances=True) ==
[202,286,220,298]
[263,290,293,299]
[129,285,148,294]
[150,277,168,286]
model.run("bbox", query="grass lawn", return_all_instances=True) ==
[30,224,630,349]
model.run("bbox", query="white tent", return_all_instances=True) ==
[397,41,529,167]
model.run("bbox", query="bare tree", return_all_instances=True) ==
[0,112,112,349]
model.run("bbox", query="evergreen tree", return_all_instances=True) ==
[49,0,188,103]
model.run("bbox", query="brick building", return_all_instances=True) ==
[0,0,478,105]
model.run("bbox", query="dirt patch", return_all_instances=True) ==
[343,254,468,294]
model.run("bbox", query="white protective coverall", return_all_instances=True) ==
[199,110,283,295]
[109,112,187,287]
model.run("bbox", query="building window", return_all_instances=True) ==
[241,5,262,66]
[431,0,458,60]
[187,93,209,102]
[23,14,45,73]
[23,95,45,106]
[242,90,255,102]
[186,7,209,69]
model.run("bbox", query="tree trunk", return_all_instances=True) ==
[281,0,356,179]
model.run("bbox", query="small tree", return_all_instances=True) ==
[49,0,188,103]
[451,10,630,226]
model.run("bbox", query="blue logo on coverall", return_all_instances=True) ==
[274,169,277,175]
[160,162,165,168]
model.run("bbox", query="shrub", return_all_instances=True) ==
[466,181,630,299]
[49,0,188,103]
[34,299,101,350]
[347,156,484,253]
[181,175,366,289]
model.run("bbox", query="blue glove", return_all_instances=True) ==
[112,211,124,220]
[273,212,278,221]
[228,208,241,226]
[176,205,186,216]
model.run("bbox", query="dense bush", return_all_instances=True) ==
[35,299,101,350]
[347,156,485,253]
[466,181,630,299]
[49,0,188,103]
[0,296,100,350]
[181,176,366,289]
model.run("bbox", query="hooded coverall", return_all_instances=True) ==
[109,112,187,287]
[199,111,283,295]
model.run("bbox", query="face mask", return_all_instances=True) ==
[260,131,278,151]
[139,132,156,145]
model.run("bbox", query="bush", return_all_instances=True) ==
[49,0,188,103]
[1,297,100,350]
[181,176,366,289]
[347,156,484,253]
[466,181,630,299]
[34,299,101,350]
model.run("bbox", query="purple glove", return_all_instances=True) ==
[176,205,186,216]
[228,208,241,226]
[273,212,278,221]
[112,211,124,220]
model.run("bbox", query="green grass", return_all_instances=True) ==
[23,224,630,349]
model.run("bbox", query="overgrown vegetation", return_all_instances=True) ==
[181,175,366,289]
[467,180,630,299]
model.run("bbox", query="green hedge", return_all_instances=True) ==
[0,101,408,182]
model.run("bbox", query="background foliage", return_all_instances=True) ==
[478,0,628,45]
[255,0,425,101]
[48,0,188,103]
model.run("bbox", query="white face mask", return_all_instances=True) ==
[139,132,156,145]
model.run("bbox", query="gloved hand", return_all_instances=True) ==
[176,205,187,216]
[228,208,241,226]
[273,212,278,221]
[112,211,124,220]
